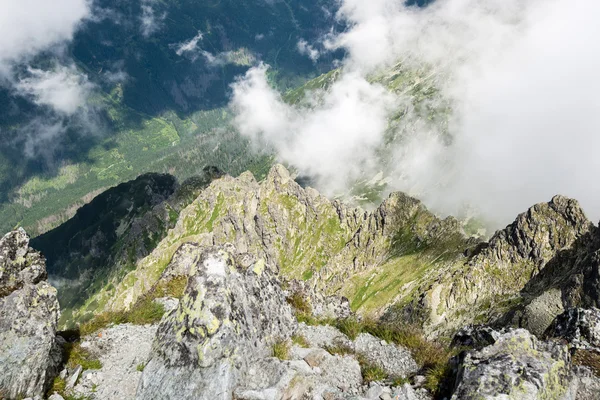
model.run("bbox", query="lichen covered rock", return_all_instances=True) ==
[545,308,600,350]
[452,329,571,400]
[0,229,61,399]
[136,245,297,400]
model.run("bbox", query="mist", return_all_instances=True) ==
[230,0,600,227]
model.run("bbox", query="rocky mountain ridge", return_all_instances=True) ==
[3,164,600,398]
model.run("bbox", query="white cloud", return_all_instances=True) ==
[231,64,396,194]
[15,65,95,115]
[175,31,204,56]
[297,39,320,62]
[140,0,166,38]
[230,0,600,227]
[0,0,90,70]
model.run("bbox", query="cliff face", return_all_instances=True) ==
[401,195,595,335]
[0,229,61,399]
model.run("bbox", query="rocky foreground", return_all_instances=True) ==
[2,165,600,399]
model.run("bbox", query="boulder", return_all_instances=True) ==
[451,325,500,349]
[353,333,418,379]
[0,229,61,399]
[136,245,297,400]
[452,329,571,399]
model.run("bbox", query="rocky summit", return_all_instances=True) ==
[2,165,600,399]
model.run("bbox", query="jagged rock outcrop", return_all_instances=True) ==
[35,163,600,341]
[136,245,297,399]
[286,279,352,320]
[136,243,422,400]
[400,195,594,335]
[0,229,61,399]
[452,329,572,399]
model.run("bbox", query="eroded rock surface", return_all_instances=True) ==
[136,245,297,400]
[0,229,61,399]
[452,329,571,400]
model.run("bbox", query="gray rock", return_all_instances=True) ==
[71,322,157,400]
[153,297,179,314]
[546,307,600,350]
[523,288,565,337]
[365,384,384,399]
[391,384,427,400]
[48,394,65,400]
[136,245,297,400]
[297,323,353,349]
[452,329,571,399]
[354,333,418,379]
[451,325,500,349]
[568,366,600,400]
[0,229,61,398]
[66,365,82,389]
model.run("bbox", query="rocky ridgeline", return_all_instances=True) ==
[74,165,469,327]
[3,164,600,398]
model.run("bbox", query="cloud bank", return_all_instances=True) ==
[0,0,90,70]
[0,0,97,160]
[230,0,600,227]
[15,65,94,115]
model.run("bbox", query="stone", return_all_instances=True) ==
[48,394,65,400]
[136,246,297,400]
[545,307,600,350]
[523,288,565,337]
[354,333,418,379]
[66,365,82,389]
[452,329,571,399]
[0,229,61,399]
[298,323,353,349]
[152,297,179,314]
[365,384,383,399]
[303,349,330,368]
[451,325,500,349]
[72,323,157,400]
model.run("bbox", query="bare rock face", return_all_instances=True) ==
[405,195,594,335]
[136,245,297,400]
[452,329,572,400]
[546,308,600,350]
[0,229,61,399]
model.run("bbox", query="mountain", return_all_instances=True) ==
[30,167,222,325]
[33,164,600,344]
[4,164,600,398]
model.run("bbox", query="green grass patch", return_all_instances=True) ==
[136,363,146,372]
[65,343,102,370]
[291,334,309,348]
[79,295,165,336]
[357,355,387,383]
[272,339,291,360]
